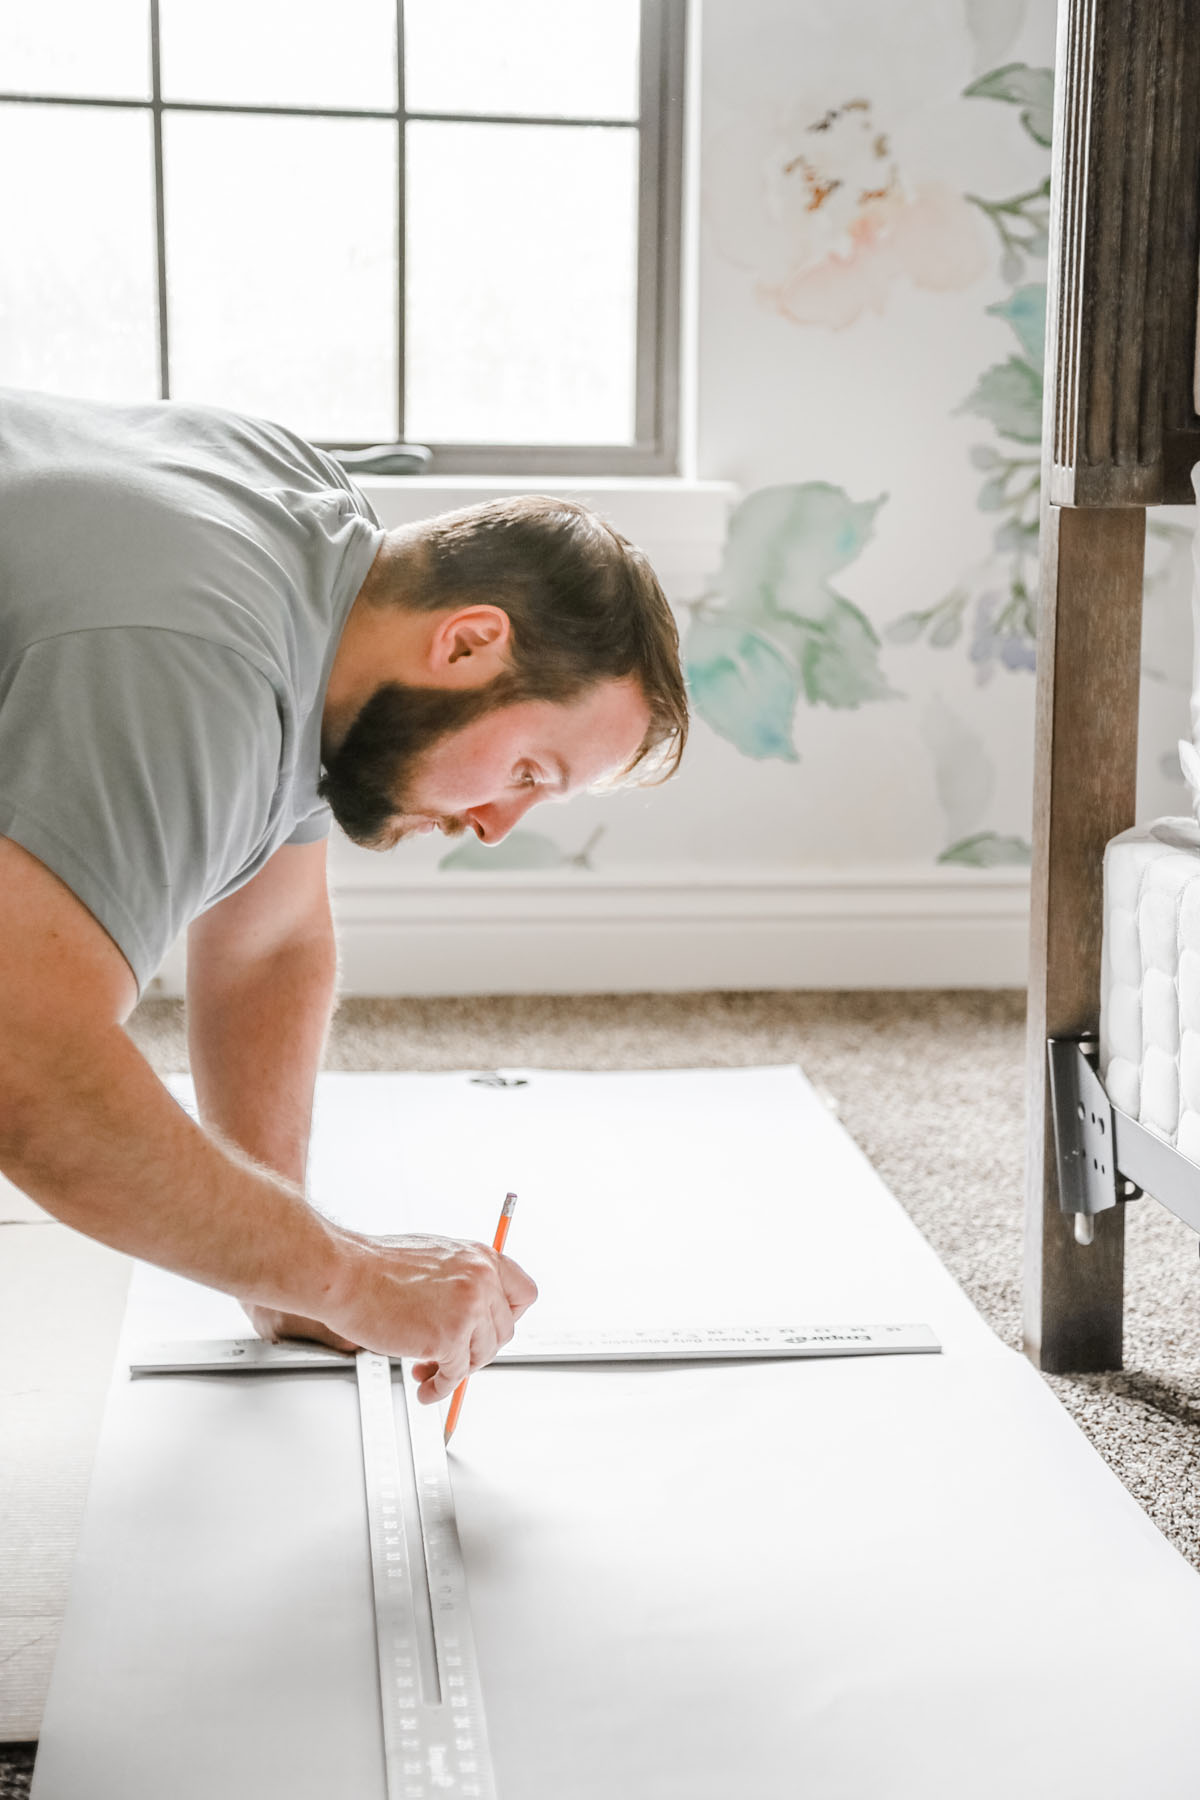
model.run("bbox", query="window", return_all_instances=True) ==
[0,0,686,473]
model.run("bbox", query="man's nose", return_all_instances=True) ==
[468,788,542,845]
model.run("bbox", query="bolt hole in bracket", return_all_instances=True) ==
[1046,1038,1200,1251]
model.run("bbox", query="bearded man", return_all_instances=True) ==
[0,388,688,1402]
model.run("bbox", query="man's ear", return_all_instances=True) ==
[426,606,512,686]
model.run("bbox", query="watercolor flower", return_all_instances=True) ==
[705,98,987,329]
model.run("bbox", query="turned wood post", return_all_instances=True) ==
[1024,0,1200,1370]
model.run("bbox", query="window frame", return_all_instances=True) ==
[0,0,686,476]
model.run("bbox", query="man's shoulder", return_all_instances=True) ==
[0,386,366,500]
[0,388,378,565]
[0,390,378,696]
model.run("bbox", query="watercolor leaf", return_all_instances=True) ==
[686,618,801,762]
[964,63,1054,147]
[691,481,894,757]
[937,830,1032,868]
[994,518,1039,553]
[987,283,1046,363]
[964,0,1028,77]
[886,612,926,646]
[928,609,964,648]
[440,829,581,872]
[799,597,897,708]
[959,355,1043,442]
[713,482,886,634]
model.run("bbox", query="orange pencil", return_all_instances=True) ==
[443,1191,517,1445]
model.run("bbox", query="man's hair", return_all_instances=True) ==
[375,495,688,782]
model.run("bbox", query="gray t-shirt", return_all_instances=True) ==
[0,388,384,991]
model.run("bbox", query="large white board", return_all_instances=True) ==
[31,1069,1200,1798]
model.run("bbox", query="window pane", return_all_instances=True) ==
[159,0,396,111]
[0,0,150,99]
[164,114,397,441]
[405,122,638,445]
[0,104,158,400]
[404,0,640,121]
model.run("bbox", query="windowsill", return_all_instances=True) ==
[356,472,733,496]
[356,475,738,581]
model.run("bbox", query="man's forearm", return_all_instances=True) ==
[2,1010,537,1393]
[0,835,536,1394]
[0,1015,348,1318]
[186,919,338,1186]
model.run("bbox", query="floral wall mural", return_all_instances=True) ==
[685,0,1193,880]
[681,0,1058,874]
[887,66,1047,699]
[426,0,1194,887]
[704,93,989,331]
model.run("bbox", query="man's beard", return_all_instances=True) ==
[318,679,514,849]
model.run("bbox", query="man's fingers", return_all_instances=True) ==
[467,1318,499,1373]
[411,1312,501,1409]
[496,1252,537,1312]
[320,1231,538,1382]
[490,1293,516,1351]
[415,1359,468,1405]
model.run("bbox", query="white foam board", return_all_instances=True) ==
[30,1069,1200,1799]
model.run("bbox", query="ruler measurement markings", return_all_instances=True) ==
[392,1367,442,1707]
[357,1351,453,1799]
[130,1323,941,1378]
[405,1382,495,1794]
[356,1352,495,1800]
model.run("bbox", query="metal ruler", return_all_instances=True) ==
[356,1352,494,1800]
[129,1321,938,1798]
[129,1321,940,1377]
[132,1345,495,1800]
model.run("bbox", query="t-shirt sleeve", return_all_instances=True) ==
[286,800,332,846]
[0,628,284,991]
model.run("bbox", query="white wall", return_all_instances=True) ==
[158,0,1196,999]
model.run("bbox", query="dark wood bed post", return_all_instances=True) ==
[1025,0,1200,1371]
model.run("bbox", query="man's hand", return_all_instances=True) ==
[243,1233,538,1401]
[315,1232,537,1403]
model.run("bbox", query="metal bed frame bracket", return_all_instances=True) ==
[1047,1038,1141,1245]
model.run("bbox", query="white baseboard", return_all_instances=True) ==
[152,867,1030,997]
